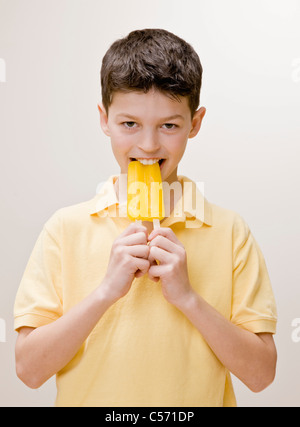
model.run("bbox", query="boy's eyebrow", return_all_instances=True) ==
[116,113,185,121]
[161,114,185,121]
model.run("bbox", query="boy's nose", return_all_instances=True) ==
[137,130,161,153]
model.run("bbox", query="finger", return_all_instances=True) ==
[148,250,157,265]
[148,275,160,282]
[148,263,163,281]
[119,222,148,239]
[127,244,150,259]
[134,258,150,275]
[135,269,144,278]
[149,245,173,264]
[120,231,148,247]
[148,227,183,247]
[148,234,179,254]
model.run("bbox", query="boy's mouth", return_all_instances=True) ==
[130,158,165,169]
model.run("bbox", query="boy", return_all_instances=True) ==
[14,29,277,407]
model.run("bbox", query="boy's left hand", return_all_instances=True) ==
[147,227,194,308]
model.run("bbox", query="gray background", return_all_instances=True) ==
[1,0,300,406]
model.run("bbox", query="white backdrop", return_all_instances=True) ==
[1,0,300,407]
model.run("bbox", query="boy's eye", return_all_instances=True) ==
[123,121,137,129]
[162,123,177,130]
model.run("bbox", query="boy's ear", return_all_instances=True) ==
[189,107,206,139]
[97,103,110,137]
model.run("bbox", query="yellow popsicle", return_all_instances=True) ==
[127,161,165,225]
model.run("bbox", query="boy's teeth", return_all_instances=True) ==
[136,158,160,165]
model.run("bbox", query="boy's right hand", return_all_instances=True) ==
[101,223,150,304]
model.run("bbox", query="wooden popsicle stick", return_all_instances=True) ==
[153,219,160,230]
[135,219,160,229]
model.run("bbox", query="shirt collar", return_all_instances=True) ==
[90,175,212,228]
[90,175,120,215]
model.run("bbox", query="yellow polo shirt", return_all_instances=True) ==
[14,175,277,407]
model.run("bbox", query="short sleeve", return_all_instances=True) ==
[231,217,277,334]
[14,218,63,331]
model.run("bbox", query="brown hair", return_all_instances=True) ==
[101,29,202,117]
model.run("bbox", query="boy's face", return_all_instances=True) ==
[98,88,205,185]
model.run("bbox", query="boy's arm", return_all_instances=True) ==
[16,223,150,389]
[147,227,277,393]
[177,293,277,392]
[16,285,113,389]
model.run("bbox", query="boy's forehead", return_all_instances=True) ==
[109,89,191,119]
